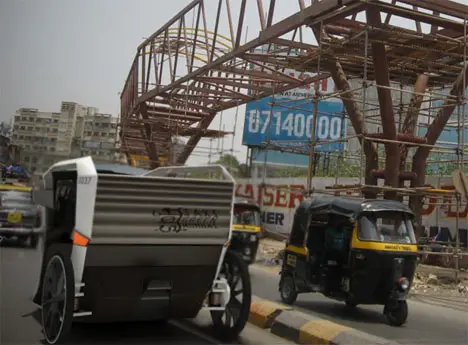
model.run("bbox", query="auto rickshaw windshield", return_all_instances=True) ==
[233,206,261,226]
[358,211,417,244]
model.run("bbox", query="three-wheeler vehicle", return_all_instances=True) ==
[230,197,262,264]
[279,195,418,327]
[31,157,251,344]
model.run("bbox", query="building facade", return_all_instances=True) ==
[11,102,120,173]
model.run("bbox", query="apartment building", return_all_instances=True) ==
[11,101,120,173]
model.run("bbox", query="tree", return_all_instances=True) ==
[215,154,250,178]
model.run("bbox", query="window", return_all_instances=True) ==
[52,174,77,238]
[233,206,261,226]
[358,211,416,244]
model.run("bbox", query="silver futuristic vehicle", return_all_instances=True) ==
[32,157,251,344]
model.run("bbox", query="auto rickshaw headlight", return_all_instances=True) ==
[250,234,257,242]
[397,277,410,292]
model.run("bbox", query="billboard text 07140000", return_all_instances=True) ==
[242,96,346,152]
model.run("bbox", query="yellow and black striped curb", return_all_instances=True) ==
[249,297,401,345]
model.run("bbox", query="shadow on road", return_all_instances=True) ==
[294,300,386,325]
[26,309,212,345]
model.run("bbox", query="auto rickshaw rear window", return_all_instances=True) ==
[358,211,416,244]
[233,206,261,226]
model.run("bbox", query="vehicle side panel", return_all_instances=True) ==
[77,173,234,322]
[80,244,221,322]
[283,246,309,291]
[91,174,233,245]
[349,249,418,304]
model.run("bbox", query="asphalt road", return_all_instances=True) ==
[250,264,468,345]
[0,241,292,345]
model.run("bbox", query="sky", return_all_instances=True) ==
[1,0,467,166]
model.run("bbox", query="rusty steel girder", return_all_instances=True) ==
[120,0,360,166]
[120,0,468,237]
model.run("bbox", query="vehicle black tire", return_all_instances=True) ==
[40,245,74,344]
[385,300,408,327]
[211,249,251,341]
[279,274,298,305]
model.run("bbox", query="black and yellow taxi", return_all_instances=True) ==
[279,195,418,327]
[230,197,262,264]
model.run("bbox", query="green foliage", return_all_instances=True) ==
[271,154,362,178]
[272,166,308,178]
[215,154,250,178]
[425,163,458,176]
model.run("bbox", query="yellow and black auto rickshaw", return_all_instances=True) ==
[279,195,418,326]
[230,197,262,264]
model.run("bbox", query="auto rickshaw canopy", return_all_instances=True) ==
[289,195,415,248]
[296,195,414,219]
[234,197,260,209]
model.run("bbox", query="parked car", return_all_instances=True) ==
[0,185,41,248]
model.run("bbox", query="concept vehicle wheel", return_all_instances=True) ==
[41,247,74,344]
[211,250,251,340]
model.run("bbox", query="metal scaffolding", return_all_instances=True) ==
[121,0,468,274]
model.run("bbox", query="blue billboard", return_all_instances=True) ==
[251,148,310,166]
[242,96,346,152]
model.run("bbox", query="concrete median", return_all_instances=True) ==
[249,297,401,345]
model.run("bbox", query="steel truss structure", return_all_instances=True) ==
[121,0,468,215]
[120,0,354,167]
[121,0,468,277]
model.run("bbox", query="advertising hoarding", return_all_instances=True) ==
[417,89,468,171]
[242,97,346,152]
[235,177,468,248]
[251,148,309,166]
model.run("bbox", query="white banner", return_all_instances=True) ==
[235,177,468,247]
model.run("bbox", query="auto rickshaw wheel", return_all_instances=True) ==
[41,246,74,344]
[279,274,297,305]
[385,300,408,327]
[211,250,251,341]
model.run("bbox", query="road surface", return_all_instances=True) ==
[250,264,468,345]
[0,241,292,345]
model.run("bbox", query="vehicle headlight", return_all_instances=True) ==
[397,277,410,291]
[250,234,257,242]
